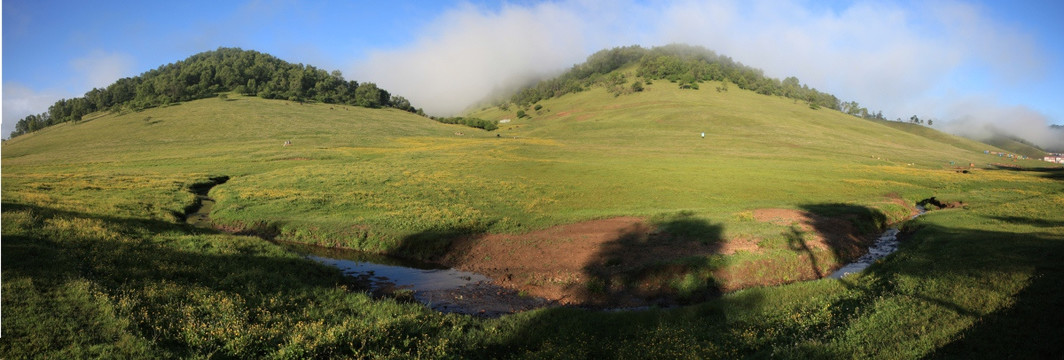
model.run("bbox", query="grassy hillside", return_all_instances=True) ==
[6,85,1031,256]
[870,119,1047,158]
[983,135,1048,158]
[866,119,999,154]
[4,80,1063,358]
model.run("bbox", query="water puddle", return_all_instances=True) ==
[282,242,488,290]
[281,242,555,316]
[829,207,925,279]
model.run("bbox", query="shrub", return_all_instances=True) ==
[631,81,644,92]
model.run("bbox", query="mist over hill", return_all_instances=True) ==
[491,44,1062,153]
[10,44,1059,153]
[939,109,1064,153]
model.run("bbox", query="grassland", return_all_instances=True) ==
[3,82,1062,358]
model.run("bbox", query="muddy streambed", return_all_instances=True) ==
[186,177,932,315]
[828,206,925,279]
[279,243,556,317]
[184,178,553,316]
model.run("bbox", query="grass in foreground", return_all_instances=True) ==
[3,88,1063,357]
[2,167,1061,358]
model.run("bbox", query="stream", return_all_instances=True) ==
[278,243,555,317]
[187,177,929,314]
[184,177,552,317]
[828,206,925,279]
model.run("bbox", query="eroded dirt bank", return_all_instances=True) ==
[427,206,909,308]
[197,177,921,311]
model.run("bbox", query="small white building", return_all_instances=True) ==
[499,119,511,124]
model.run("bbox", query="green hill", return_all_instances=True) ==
[7,47,422,138]
[869,119,1047,159]
[3,47,1063,358]
[982,134,1048,158]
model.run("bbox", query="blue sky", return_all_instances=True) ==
[3,0,1062,147]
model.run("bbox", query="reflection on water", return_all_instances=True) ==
[281,242,489,291]
[280,242,554,317]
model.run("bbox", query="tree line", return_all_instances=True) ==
[507,44,842,111]
[10,48,422,138]
[431,117,498,131]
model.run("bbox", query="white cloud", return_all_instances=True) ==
[2,83,69,138]
[350,1,598,115]
[349,0,1052,142]
[2,50,133,138]
[69,50,137,89]
[938,97,1064,151]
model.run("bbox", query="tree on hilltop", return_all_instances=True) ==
[10,47,422,138]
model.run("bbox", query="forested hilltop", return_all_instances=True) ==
[505,44,852,114]
[9,48,422,138]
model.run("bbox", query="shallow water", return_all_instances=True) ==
[303,252,490,292]
[183,177,551,315]
[828,208,924,279]
[283,242,553,316]
[186,197,215,227]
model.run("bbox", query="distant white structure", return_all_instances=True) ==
[499,119,511,124]
[1044,154,1063,164]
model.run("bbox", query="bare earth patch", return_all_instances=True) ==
[425,207,887,308]
[753,208,864,252]
[433,217,719,306]
[719,236,761,255]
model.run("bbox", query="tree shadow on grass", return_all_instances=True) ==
[778,203,890,280]
[460,207,1063,358]
[566,212,727,307]
[466,213,781,358]
[924,261,1064,359]
[391,223,493,260]
[815,217,1064,359]
[0,202,472,358]
[901,221,1064,359]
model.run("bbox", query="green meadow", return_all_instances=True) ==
[3,79,1062,358]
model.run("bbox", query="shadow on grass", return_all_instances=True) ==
[986,165,1064,182]
[987,216,1064,228]
[392,223,493,260]
[569,212,726,307]
[818,218,1064,359]
[467,214,777,358]
[926,262,1064,358]
[7,197,1061,357]
[0,201,466,358]
[482,209,1064,358]
[792,204,1003,324]
[903,220,1064,359]
[780,203,890,279]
